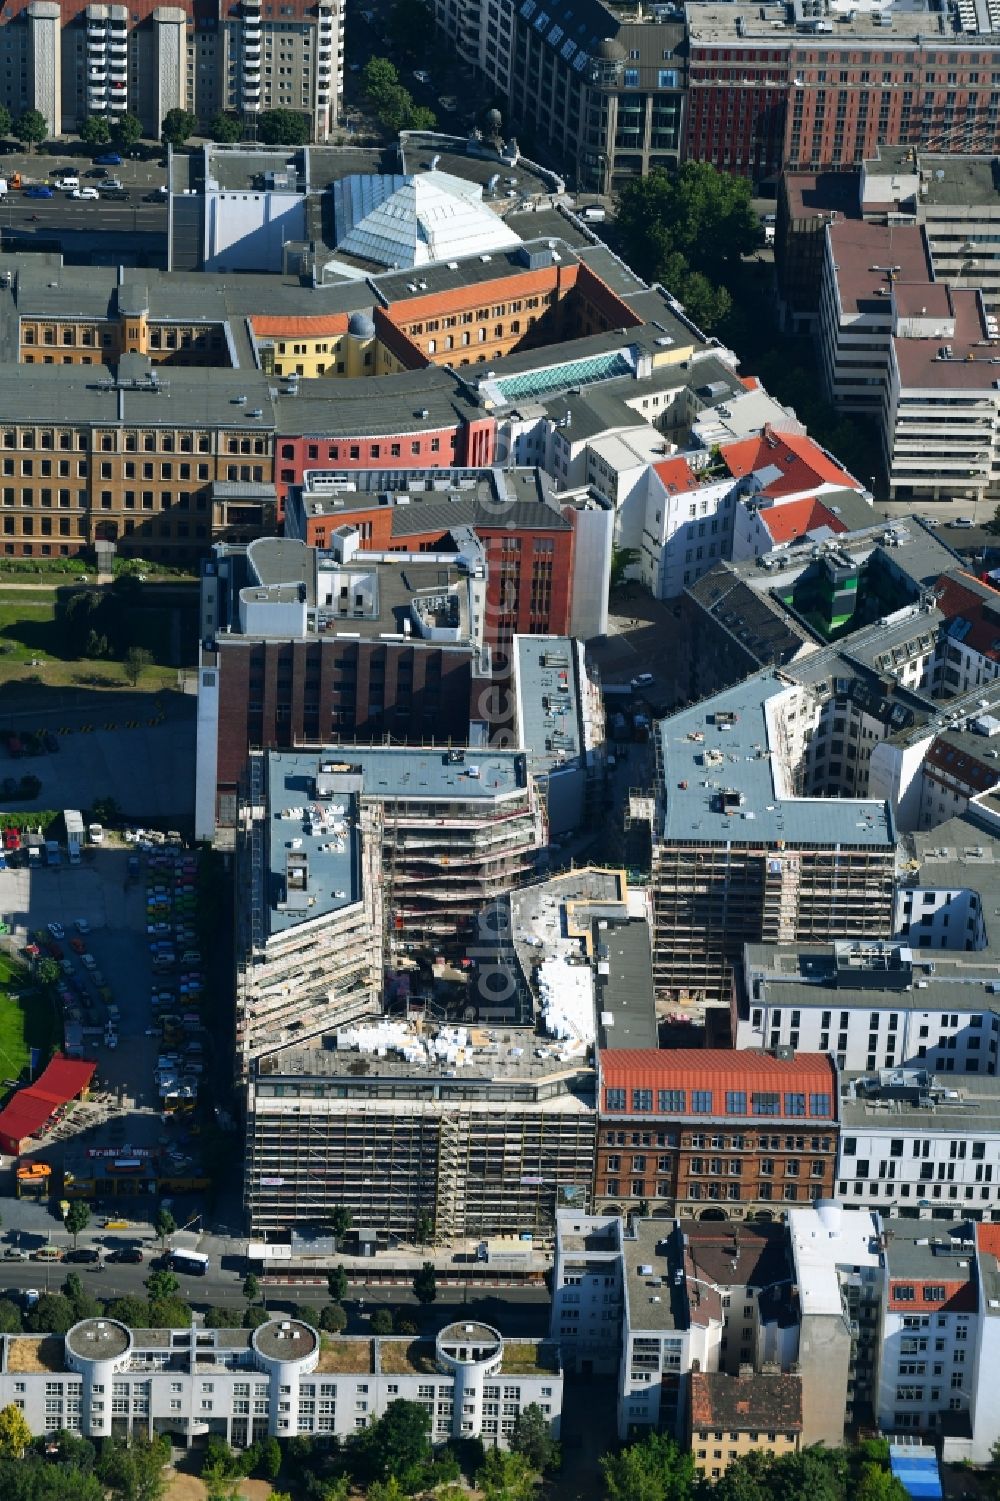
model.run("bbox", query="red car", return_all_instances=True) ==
[70,938,86,955]
[3,829,20,851]
[23,943,39,959]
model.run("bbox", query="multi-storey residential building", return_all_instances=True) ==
[0,1316,561,1450]
[430,0,686,195]
[0,0,344,140]
[689,1373,803,1479]
[245,1016,595,1237]
[549,1215,624,1378]
[233,738,384,1079]
[877,1220,977,1438]
[593,1049,839,1218]
[837,1067,1000,1221]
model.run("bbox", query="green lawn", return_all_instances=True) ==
[0,955,54,1089]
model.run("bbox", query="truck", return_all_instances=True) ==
[64,810,84,865]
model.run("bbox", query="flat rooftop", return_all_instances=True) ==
[828,220,932,318]
[913,155,1000,209]
[269,745,528,804]
[657,673,895,848]
[687,0,969,44]
[265,754,362,937]
[882,1220,977,1283]
[788,1203,883,1317]
[594,918,657,1051]
[841,1069,1000,1132]
[258,1017,595,1087]
[514,635,585,779]
[65,1319,130,1362]
[253,1319,319,1361]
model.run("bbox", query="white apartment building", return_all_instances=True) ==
[838,1069,1000,1221]
[876,1221,977,1439]
[550,1215,624,1378]
[738,939,1000,1077]
[0,1317,561,1451]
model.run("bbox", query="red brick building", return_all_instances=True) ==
[594,1049,839,1219]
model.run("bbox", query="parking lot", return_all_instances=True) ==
[0,842,210,1226]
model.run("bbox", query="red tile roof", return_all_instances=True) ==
[652,457,698,495]
[598,1049,837,1118]
[691,1371,802,1433]
[722,425,858,497]
[250,314,351,337]
[933,571,1000,663]
[760,497,848,546]
[978,1223,1000,1258]
[888,1278,977,1314]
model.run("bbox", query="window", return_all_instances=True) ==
[691,1090,712,1113]
[658,1090,685,1112]
[784,1093,806,1117]
[809,1093,831,1116]
[632,1089,653,1112]
[726,1091,747,1114]
[606,1088,625,1111]
[752,1092,780,1116]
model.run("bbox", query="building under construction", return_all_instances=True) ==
[648,672,897,1007]
[244,1017,595,1239]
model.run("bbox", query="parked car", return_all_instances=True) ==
[2,1248,28,1261]
[93,152,123,166]
[70,187,100,201]
[106,1246,143,1264]
[47,922,65,940]
[949,516,974,528]
[64,1247,100,1264]
[24,185,53,199]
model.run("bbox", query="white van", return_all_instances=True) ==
[60,176,80,192]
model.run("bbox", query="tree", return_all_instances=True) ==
[123,647,153,687]
[988,503,1000,536]
[64,1198,90,1248]
[0,1404,31,1459]
[105,1295,153,1326]
[855,1464,909,1501]
[352,1399,432,1488]
[362,56,400,105]
[609,544,640,592]
[261,1436,282,1481]
[145,1267,180,1300]
[319,1302,348,1333]
[148,1295,191,1328]
[367,1481,406,1501]
[0,105,11,140]
[209,111,243,143]
[412,1260,437,1304]
[0,1299,22,1334]
[329,1205,352,1244]
[510,1403,560,1473]
[327,1264,349,1301]
[243,1304,270,1329]
[257,109,310,145]
[15,109,48,151]
[113,112,143,150]
[91,795,121,826]
[79,115,112,147]
[96,1434,170,1501]
[154,1206,176,1250]
[476,1449,535,1501]
[243,1272,261,1303]
[600,1432,696,1501]
[35,956,61,989]
[161,108,197,147]
[414,1209,433,1246]
[25,1293,77,1335]
[370,1307,393,1335]
[204,1306,244,1329]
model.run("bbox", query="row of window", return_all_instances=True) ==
[603,1087,832,1117]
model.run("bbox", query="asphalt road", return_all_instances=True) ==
[1,194,166,235]
[0,1262,551,1333]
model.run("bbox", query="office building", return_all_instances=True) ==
[195,531,489,838]
[647,670,897,1005]
[245,1015,595,1238]
[510,635,605,837]
[593,1049,839,1218]
[0,1316,561,1450]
